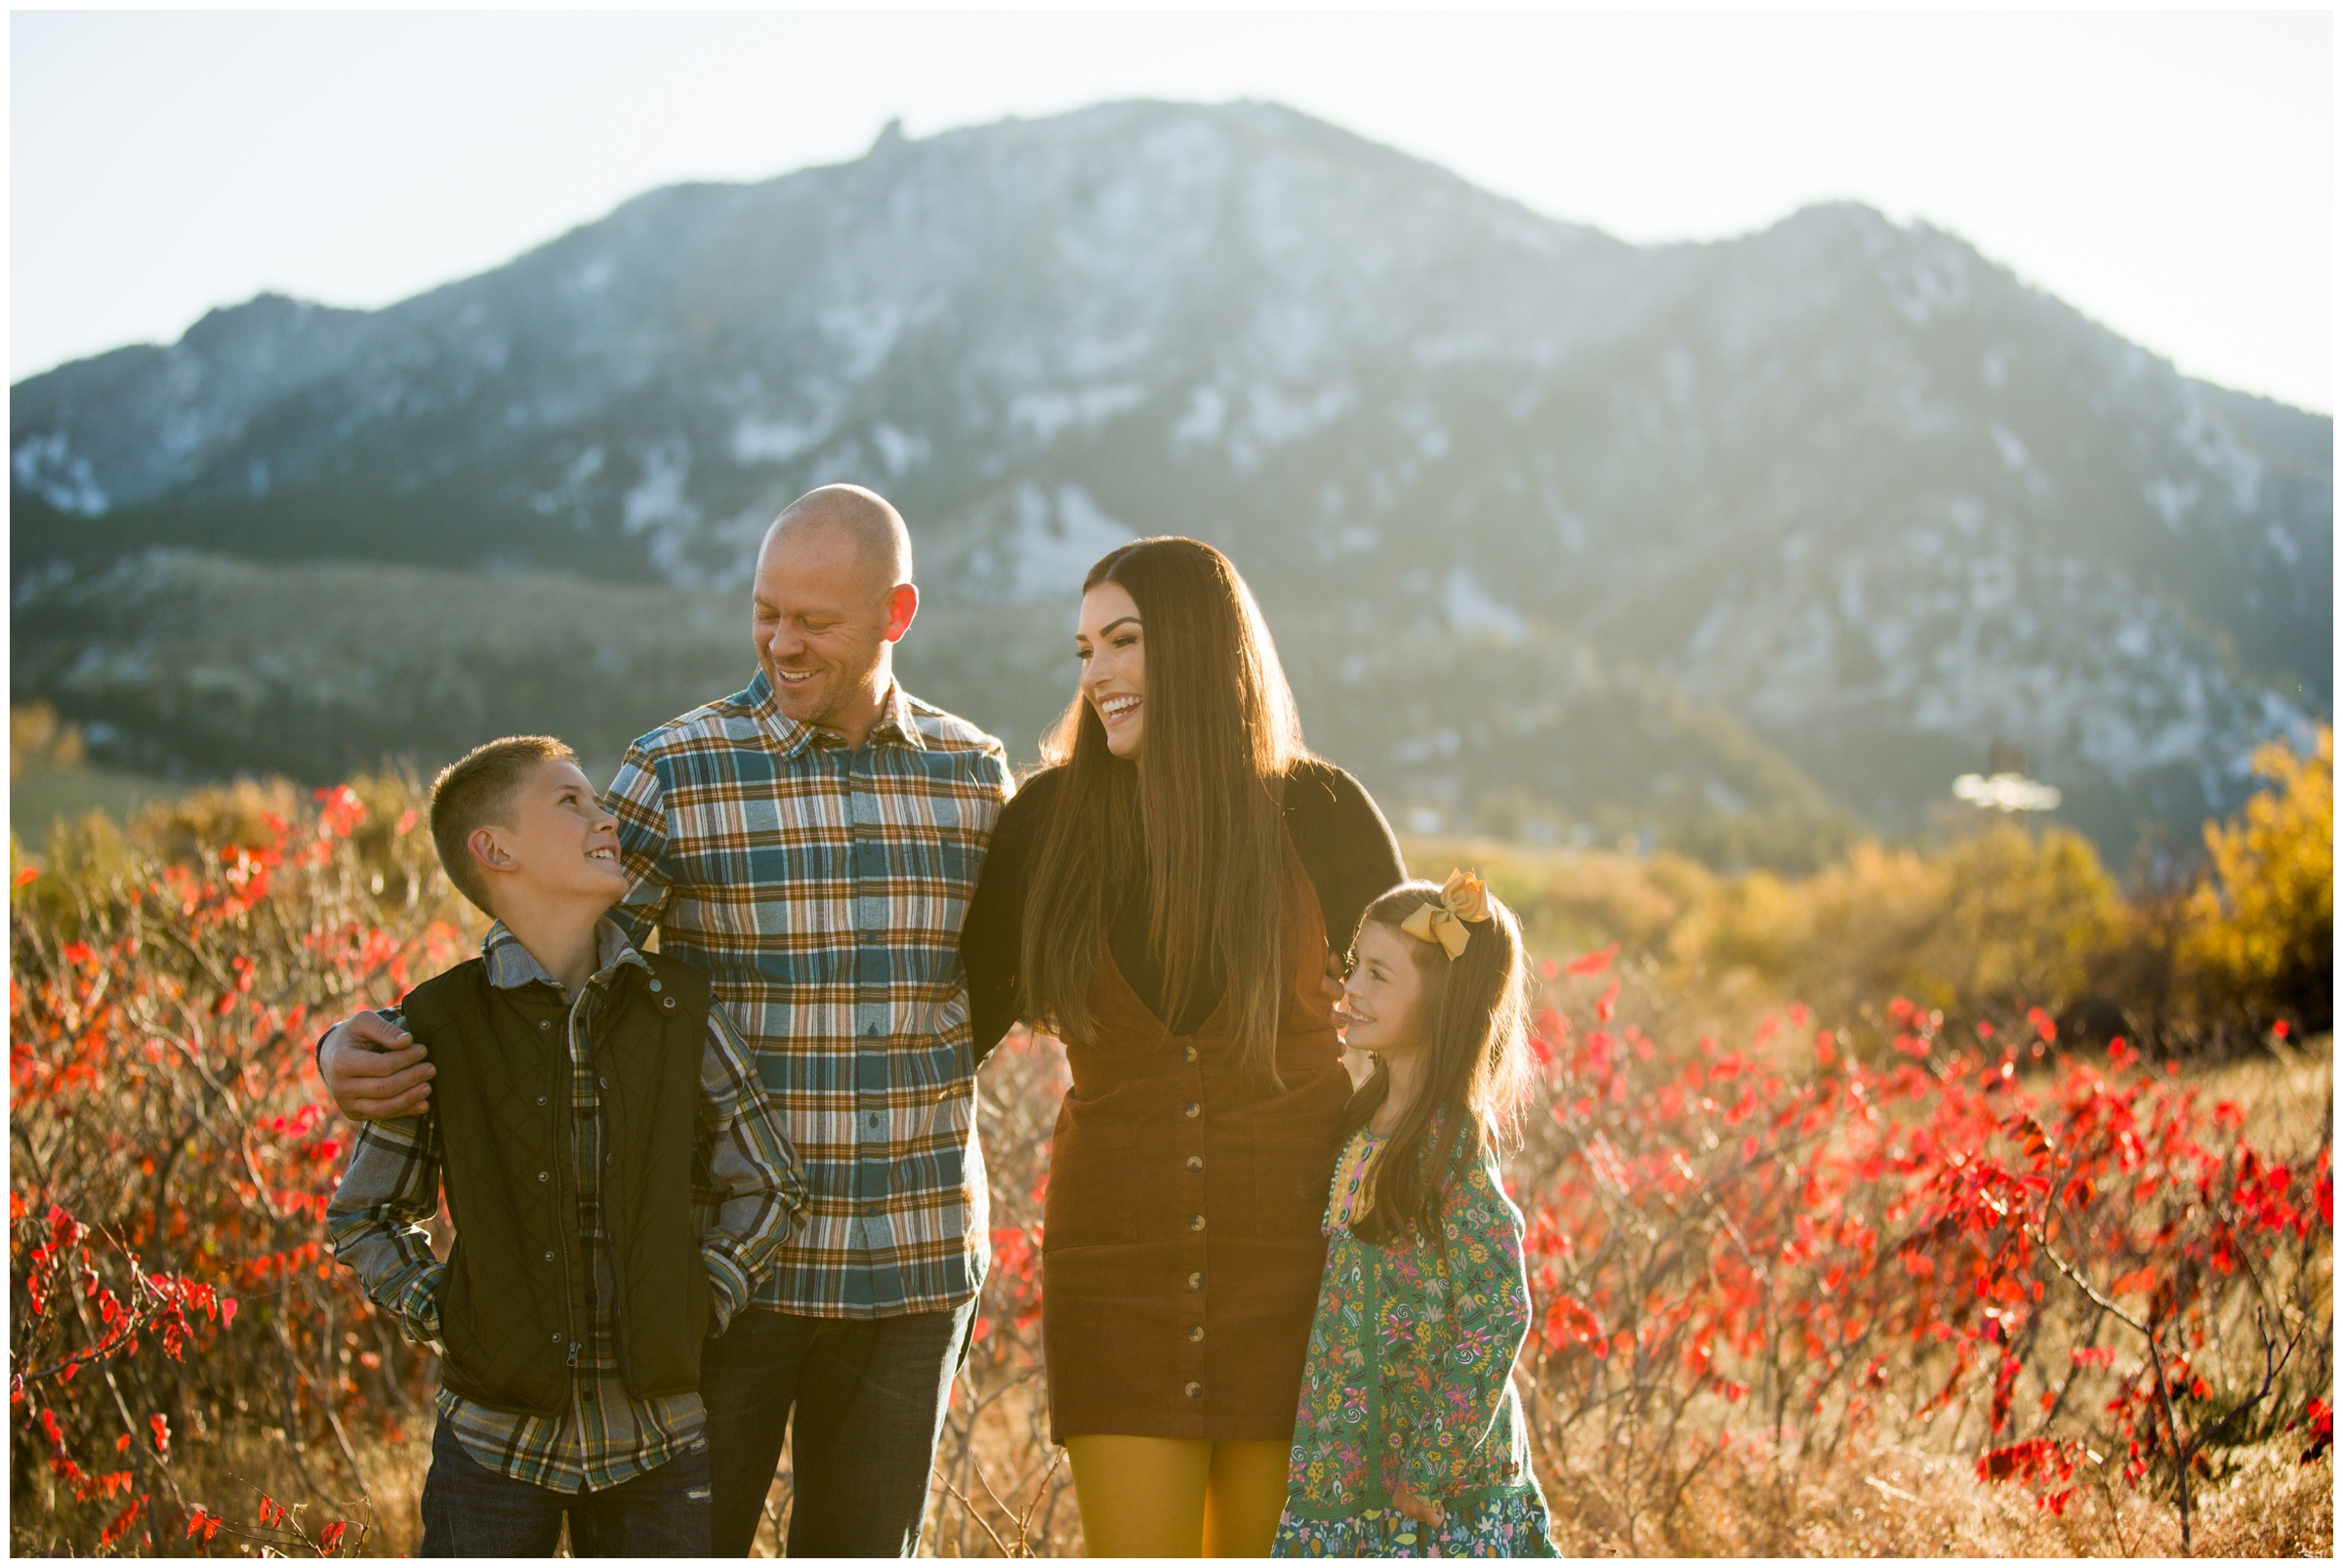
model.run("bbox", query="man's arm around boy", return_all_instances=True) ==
[326,928,804,1556]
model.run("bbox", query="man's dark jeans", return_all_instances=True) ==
[701,1299,977,1556]
[417,1418,711,1556]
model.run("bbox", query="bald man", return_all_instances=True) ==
[316,484,1015,1555]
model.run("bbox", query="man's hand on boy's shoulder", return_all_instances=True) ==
[318,1011,435,1122]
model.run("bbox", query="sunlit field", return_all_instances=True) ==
[10,752,2329,1556]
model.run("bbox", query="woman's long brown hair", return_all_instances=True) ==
[1019,537,1307,1083]
[1335,880,1536,1249]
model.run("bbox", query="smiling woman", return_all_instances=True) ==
[960,536,1408,1556]
[1080,582,1148,758]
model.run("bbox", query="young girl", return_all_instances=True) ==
[1272,871,1557,1558]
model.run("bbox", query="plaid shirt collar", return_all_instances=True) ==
[478,918,647,995]
[743,670,927,760]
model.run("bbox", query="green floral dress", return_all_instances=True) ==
[1272,1123,1557,1557]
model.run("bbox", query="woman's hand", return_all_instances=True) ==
[1390,1482,1446,1532]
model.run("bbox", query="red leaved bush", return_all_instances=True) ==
[11,777,471,1555]
[1513,974,2331,1553]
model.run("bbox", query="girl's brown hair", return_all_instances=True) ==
[1336,879,1536,1247]
[1019,537,1307,1082]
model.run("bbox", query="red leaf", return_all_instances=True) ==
[1977,1438,2073,1486]
[1566,943,1618,977]
[99,1496,144,1547]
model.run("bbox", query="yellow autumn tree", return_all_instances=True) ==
[2187,724,2333,1029]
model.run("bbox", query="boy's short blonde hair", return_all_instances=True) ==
[428,736,578,917]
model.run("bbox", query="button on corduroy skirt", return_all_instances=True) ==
[1042,833,1351,1443]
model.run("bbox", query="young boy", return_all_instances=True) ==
[327,736,805,1556]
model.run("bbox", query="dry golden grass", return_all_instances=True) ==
[1605,1437,2332,1557]
[2193,1037,2336,1164]
[196,1423,2332,1557]
[2189,1440,2335,1556]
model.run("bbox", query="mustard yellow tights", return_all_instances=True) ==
[1063,1435,1291,1557]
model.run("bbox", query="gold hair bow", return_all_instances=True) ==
[1399,869,1493,960]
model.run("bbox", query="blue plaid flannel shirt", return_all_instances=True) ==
[603,673,1012,1318]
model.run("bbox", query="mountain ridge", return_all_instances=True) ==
[13,98,2328,864]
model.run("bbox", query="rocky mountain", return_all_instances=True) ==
[12,100,2329,864]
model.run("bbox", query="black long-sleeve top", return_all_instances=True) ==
[961,758,1406,1058]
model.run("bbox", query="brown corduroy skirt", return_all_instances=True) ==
[1042,834,1349,1443]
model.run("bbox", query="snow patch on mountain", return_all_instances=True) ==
[733,414,830,467]
[13,433,109,516]
[1008,386,1146,444]
[1445,567,1525,641]
[871,423,929,477]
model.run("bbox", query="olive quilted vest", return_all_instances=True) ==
[400,950,712,1417]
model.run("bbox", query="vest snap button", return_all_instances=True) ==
[1187,1271,1204,1289]
[538,1019,552,1031]
[539,1172,550,1182]
[662,996,677,1011]
[553,1332,562,1342]
[1185,1155,1203,1173]
[537,1096,548,1106]
[1185,1382,1202,1398]
[1187,1325,1204,1342]
[649,978,663,993]
[1189,1214,1206,1231]
[1183,1101,1200,1118]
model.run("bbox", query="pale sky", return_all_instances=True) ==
[9,8,2334,412]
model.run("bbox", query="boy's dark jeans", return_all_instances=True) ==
[418,1419,711,1556]
[701,1299,977,1556]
